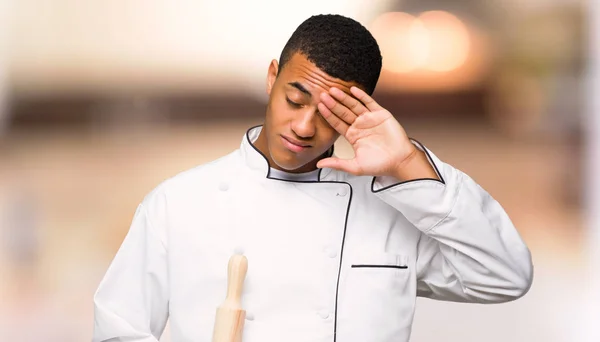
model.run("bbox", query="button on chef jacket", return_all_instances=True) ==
[92,125,534,342]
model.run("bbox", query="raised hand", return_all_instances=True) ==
[316,86,434,180]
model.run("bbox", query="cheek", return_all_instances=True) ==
[267,99,292,124]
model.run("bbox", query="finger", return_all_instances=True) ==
[350,86,382,112]
[319,92,357,125]
[316,157,362,175]
[329,87,368,116]
[317,102,349,136]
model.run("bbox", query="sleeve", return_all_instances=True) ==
[371,139,534,303]
[92,202,169,342]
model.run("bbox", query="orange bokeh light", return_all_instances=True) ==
[370,11,471,73]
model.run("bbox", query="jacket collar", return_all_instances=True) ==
[240,125,336,182]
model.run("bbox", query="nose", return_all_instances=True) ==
[291,109,316,139]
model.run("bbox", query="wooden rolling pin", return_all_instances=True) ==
[211,254,248,342]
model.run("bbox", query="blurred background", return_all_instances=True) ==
[0,0,598,341]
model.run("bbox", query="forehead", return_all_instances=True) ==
[279,53,359,95]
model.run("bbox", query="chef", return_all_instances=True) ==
[92,14,533,342]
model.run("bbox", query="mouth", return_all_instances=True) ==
[280,135,311,153]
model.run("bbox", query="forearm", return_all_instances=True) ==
[416,183,533,302]
[373,143,533,302]
[93,203,169,341]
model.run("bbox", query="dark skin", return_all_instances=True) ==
[254,52,438,181]
[253,52,356,173]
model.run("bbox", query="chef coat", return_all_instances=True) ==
[92,125,533,342]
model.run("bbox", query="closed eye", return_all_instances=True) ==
[286,97,302,108]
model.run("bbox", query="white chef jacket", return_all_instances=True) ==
[92,125,533,342]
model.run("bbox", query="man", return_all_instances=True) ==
[93,14,533,342]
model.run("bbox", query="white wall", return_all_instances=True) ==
[8,1,394,97]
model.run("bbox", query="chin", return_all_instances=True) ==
[272,157,306,171]
[270,150,308,171]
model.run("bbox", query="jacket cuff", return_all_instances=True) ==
[371,139,461,232]
[372,139,441,190]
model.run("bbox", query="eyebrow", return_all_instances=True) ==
[287,82,312,97]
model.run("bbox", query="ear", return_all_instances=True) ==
[266,59,279,96]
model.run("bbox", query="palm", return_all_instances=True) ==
[316,87,416,176]
[345,111,403,175]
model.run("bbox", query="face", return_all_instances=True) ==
[254,53,360,173]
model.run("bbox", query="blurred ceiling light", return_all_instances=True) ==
[370,12,416,73]
[407,19,430,70]
[370,10,471,74]
[420,11,471,72]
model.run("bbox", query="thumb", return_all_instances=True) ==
[317,157,362,175]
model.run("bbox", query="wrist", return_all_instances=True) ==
[392,148,439,181]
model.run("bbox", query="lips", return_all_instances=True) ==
[280,135,310,153]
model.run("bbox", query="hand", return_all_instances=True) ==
[316,86,419,178]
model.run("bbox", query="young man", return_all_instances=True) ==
[93,14,533,342]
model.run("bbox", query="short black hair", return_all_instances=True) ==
[278,14,382,95]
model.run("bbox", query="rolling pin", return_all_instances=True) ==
[211,254,248,342]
